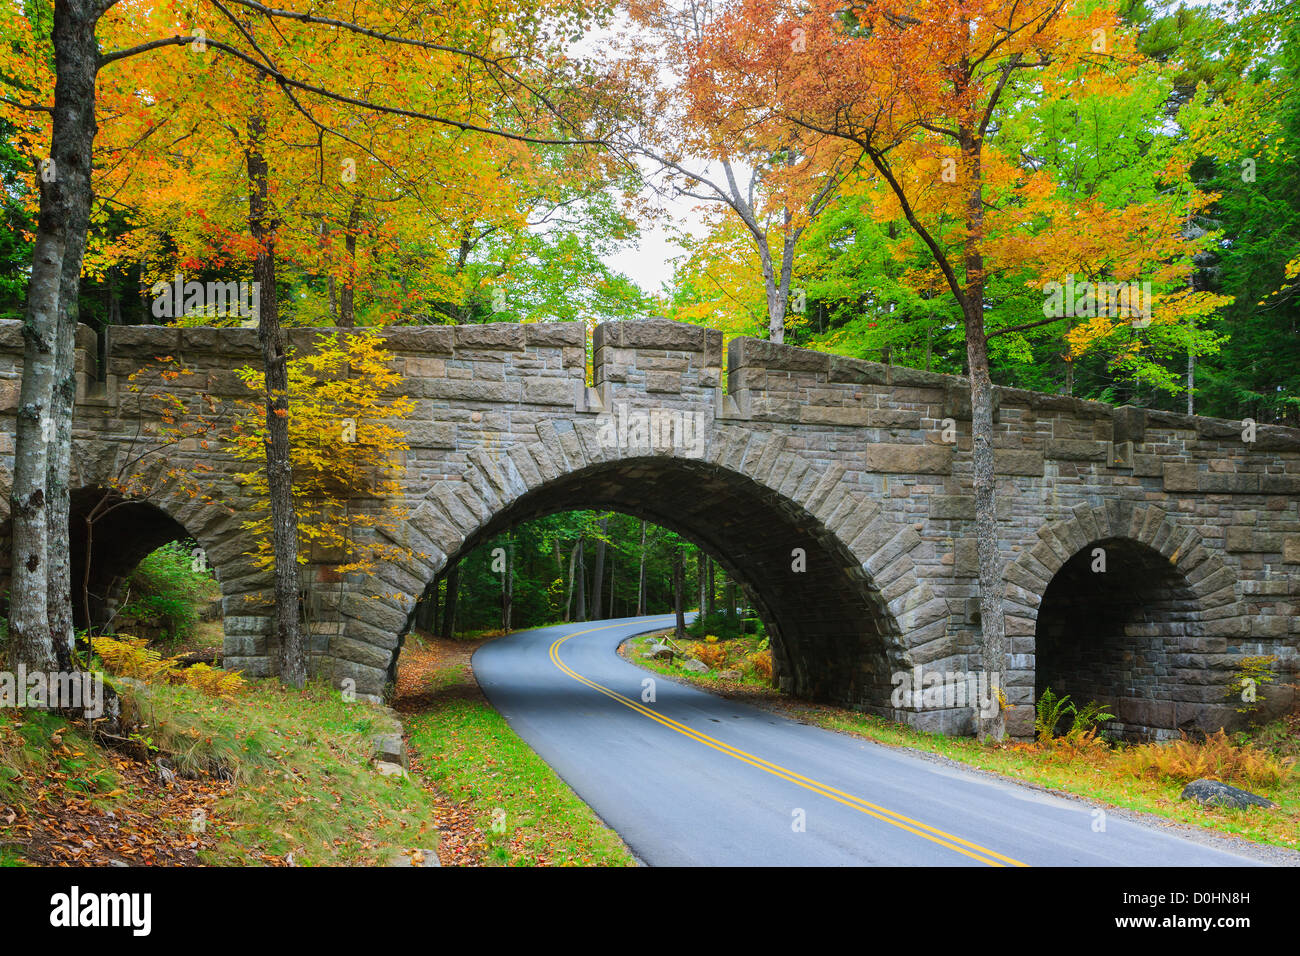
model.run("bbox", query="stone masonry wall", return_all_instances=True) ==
[0,318,1295,739]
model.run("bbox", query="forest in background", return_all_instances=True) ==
[412,511,744,638]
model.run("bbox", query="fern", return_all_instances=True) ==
[91,635,244,698]
[1034,687,1075,741]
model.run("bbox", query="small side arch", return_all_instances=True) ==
[1004,502,1244,737]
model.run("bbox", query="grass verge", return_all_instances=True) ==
[396,631,636,866]
[1,676,443,866]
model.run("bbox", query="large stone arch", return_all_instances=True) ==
[328,419,952,717]
[1003,501,1245,738]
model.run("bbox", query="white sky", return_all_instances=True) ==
[570,17,713,300]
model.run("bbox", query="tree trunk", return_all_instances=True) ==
[501,534,513,632]
[414,579,437,632]
[246,108,306,689]
[672,546,686,642]
[47,174,86,671]
[959,124,1006,741]
[574,538,586,622]
[591,517,608,619]
[706,557,715,617]
[636,520,647,616]
[697,551,706,616]
[565,539,579,622]
[11,0,100,677]
[339,194,361,328]
[440,564,459,639]
[725,577,736,630]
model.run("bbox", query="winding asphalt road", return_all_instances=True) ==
[472,615,1267,866]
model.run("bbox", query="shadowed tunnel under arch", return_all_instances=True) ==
[403,455,906,713]
[67,487,193,630]
[1035,536,1206,738]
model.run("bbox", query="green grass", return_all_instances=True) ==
[115,540,221,647]
[794,708,1297,843]
[401,647,635,866]
[625,631,773,688]
[0,708,119,807]
[132,678,440,865]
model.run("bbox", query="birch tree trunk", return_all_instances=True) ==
[11,0,100,676]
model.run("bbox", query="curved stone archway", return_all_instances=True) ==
[1003,502,1245,738]
[329,421,952,719]
[59,441,268,658]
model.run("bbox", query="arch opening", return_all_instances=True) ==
[403,456,904,714]
[67,487,221,640]
[1035,536,1204,740]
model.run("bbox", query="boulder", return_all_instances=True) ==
[391,848,441,867]
[373,760,409,779]
[719,669,743,681]
[1180,778,1277,810]
[682,659,708,673]
[650,644,674,661]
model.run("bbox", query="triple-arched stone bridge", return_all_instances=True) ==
[1,318,1296,739]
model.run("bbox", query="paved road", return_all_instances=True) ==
[472,615,1266,866]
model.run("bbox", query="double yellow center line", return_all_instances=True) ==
[547,619,1028,867]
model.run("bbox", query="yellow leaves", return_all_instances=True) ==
[226,329,417,576]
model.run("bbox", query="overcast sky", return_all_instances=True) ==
[572,18,713,301]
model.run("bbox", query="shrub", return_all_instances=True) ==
[1225,655,1278,716]
[752,649,773,681]
[1034,688,1113,742]
[690,641,729,669]
[1034,688,1074,740]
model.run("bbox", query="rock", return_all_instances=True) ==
[371,732,408,770]
[391,847,441,867]
[650,644,674,661]
[373,761,409,779]
[719,669,743,681]
[682,659,708,673]
[1180,778,1277,810]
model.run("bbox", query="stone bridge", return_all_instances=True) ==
[1,318,1297,739]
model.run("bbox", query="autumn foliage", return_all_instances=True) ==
[227,329,419,578]
[91,635,247,698]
